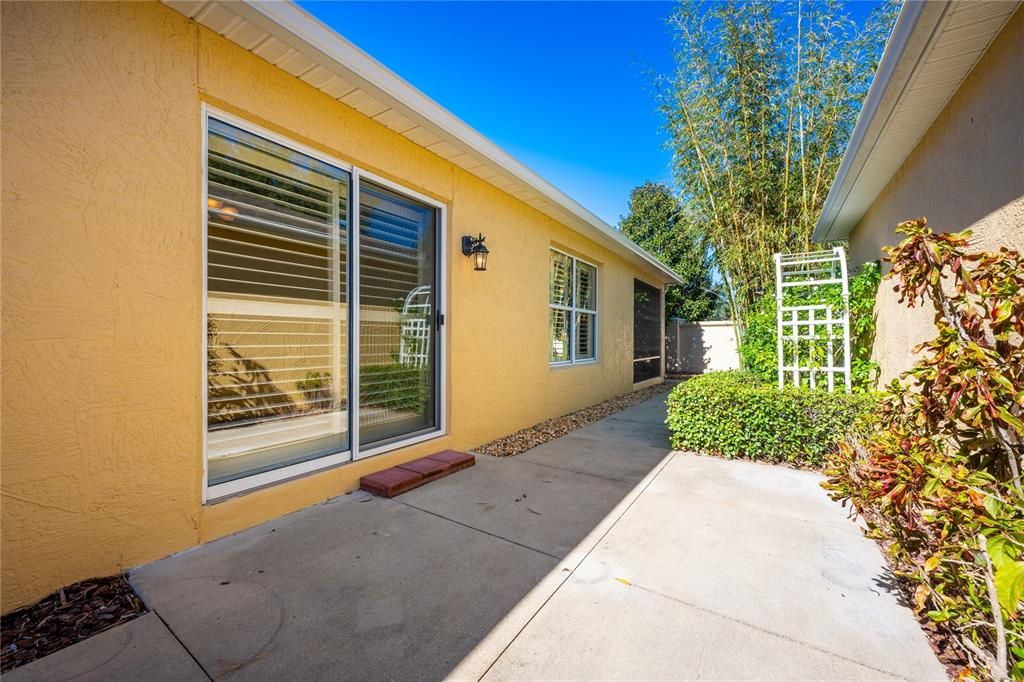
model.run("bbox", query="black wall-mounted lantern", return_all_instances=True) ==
[461,233,489,271]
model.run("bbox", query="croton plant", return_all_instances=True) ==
[824,218,1024,681]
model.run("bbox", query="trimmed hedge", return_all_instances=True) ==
[360,363,429,411]
[665,370,875,467]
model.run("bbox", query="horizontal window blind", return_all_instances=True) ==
[575,312,595,360]
[550,309,570,363]
[575,262,596,311]
[206,118,349,486]
[204,114,443,491]
[358,182,437,446]
[550,251,572,307]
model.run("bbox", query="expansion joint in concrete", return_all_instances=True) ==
[152,609,215,682]
[394,499,561,561]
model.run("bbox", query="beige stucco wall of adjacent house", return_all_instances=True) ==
[666,320,740,374]
[1,1,669,612]
[847,7,1023,384]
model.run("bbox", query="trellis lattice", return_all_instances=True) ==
[774,247,851,393]
[399,285,432,368]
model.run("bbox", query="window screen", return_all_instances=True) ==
[633,279,662,382]
[357,181,437,447]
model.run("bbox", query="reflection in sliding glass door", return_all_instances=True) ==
[358,181,438,448]
[204,113,445,493]
[206,118,350,486]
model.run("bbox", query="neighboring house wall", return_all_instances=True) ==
[666,320,740,374]
[0,2,667,611]
[667,319,741,372]
[848,7,1023,383]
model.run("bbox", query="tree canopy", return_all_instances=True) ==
[619,181,724,321]
[659,0,897,323]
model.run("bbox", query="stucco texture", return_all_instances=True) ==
[848,7,1023,383]
[1,2,669,611]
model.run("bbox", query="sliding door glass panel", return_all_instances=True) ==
[358,181,437,447]
[206,118,350,485]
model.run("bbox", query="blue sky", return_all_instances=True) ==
[299,1,880,227]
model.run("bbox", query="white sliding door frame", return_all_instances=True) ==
[201,105,447,502]
[350,168,361,460]
[355,169,447,460]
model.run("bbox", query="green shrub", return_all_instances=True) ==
[360,364,429,411]
[295,371,334,411]
[736,299,777,383]
[824,220,1024,679]
[666,370,876,467]
[738,261,881,390]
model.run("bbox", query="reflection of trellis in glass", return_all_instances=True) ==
[774,247,851,393]
[399,285,431,367]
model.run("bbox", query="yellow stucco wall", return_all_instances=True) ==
[848,7,1023,383]
[1,1,669,612]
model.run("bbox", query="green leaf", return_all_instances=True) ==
[996,405,1024,434]
[986,534,1015,570]
[994,560,1024,616]
[983,493,1002,518]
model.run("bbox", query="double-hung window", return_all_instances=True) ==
[549,249,598,364]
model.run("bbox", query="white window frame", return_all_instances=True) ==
[549,247,598,367]
[201,105,447,502]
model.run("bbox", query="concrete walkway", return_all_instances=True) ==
[8,391,945,681]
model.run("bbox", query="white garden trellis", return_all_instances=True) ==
[399,285,432,368]
[774,247,851,393]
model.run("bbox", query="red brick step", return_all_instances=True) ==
[397,457,449,478]
[360,450,475,498]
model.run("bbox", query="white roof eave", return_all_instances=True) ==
[813,0,1018,243]
[165,0,683,284]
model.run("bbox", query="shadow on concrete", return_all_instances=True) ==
[11,391,944,681]
[128,394,674,681]
[873,566,911,608]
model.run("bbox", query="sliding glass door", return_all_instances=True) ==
[206,118,351,487]
[205,112,442,494]
[357,181,438,449]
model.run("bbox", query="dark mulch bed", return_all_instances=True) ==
[1,575,146,672]
[916,606,971,678]
[474,381,676,457]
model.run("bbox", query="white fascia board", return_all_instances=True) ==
[229,1,682,284]
[814,0,1018,244]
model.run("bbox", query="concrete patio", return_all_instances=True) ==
[7,391,945,681]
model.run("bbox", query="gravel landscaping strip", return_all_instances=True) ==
[474,381,677,457]
[1,575,146,672]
